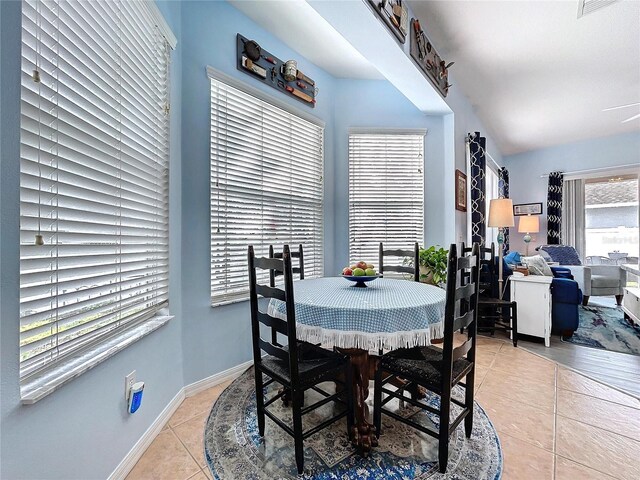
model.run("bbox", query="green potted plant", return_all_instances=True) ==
[417,245,449,286]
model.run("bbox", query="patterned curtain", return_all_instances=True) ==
[547,171,564,244]
[469,132,486,246]
[498,167,510,254]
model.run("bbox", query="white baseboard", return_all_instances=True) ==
[183,359,253,397]
[108,360,254,480]
[107,389,185,480]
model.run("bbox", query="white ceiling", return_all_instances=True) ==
[408,0,640,155]
[228,0,383,80]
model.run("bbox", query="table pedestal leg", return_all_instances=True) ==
[338,348,378,456]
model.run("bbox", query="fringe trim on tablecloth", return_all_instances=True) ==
[293,322,445,351]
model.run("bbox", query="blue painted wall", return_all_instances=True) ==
[179,0,338,385]
[0,1,506,477]
[0,2,185,479]
[331,79,447,275]
[504,131,640,253]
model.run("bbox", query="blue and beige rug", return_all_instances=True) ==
[563,304,640,356]
[204,368,502,479]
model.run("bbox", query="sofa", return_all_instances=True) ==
[548,267,583,337]
[538,245,627,306]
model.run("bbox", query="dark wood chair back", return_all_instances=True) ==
[378,242,420,281]
[269,244,304,287]
[248,244,300,384]
[442,243,481,388]
[461,241,494,293]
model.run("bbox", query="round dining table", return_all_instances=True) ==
[267,276,446,454]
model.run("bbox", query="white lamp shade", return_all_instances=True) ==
[518,215,540,233]
[487,198,515,228]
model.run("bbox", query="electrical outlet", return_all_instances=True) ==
[125,371,136,400]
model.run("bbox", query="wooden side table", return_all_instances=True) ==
[509,275,552,347]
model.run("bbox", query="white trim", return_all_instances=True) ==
[21,315,173,404]
[141,0,177,49]
[183,359,253,397]
[206,66,325,128]
[541,164,639,180]
[347,127,427,136]
[107,389,185,480]
[108,360,254,480]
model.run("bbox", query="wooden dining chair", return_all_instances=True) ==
[461,242,494,295]
[269,243,304,286]
[463,242,518,346]
[373,243,481,474]
[248,244,354,475]
[378,242,420,281]
[269,244,304,346]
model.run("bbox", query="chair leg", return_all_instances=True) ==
[438,389,451,473]
[292,388,305,475]
[254,367,265,436]
[346,361,355,439]
[373,365,383,439]
[464,370,475,438]
[511,303,518,348]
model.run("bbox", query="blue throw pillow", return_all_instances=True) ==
[539,245,582,265]
[504,251,521,265]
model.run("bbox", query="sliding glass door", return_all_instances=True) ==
[584,174,639,264]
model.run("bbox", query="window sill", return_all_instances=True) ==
[211,297,249,307]
[20,313,173,405]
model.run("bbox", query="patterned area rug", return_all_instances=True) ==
[563,304,640,355]
[204,368,502,479]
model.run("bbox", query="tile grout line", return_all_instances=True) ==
[556,384,640,411]
[519,344,640,401]
[553,452,624,480]
[496,430,555,455]
[169,423,207,478]
[553,410,640,443]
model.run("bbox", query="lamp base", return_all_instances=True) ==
[523,234,531,256]
[498,229,504,299]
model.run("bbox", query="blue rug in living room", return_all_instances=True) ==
[562,304,640,356]
[204,367,502,479]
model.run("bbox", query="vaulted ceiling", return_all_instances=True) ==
[408,0,640,154]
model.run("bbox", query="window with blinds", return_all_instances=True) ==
[19,0,172,380]
[210,75,324,304]
[349,132,425,265]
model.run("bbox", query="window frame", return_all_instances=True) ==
[18,0,175,396]
[207,67,325,306]
[347,129,426,266]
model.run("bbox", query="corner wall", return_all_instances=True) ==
[0,2,185,479]
[504,131,640,253]
[179,0,338,385]
[331,79,448,275]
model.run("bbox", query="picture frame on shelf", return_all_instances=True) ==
[455,169,467,212]
[513,202,543,216]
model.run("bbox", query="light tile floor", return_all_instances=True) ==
[126,337,640,480]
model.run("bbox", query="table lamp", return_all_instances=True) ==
[518,214,539,256]
[488,198,515,299]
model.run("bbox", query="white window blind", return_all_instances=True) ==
[210,76,324,304]
[349,132,425,264]
[19,0,172,380]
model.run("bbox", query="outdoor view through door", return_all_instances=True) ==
[585,174,639,264]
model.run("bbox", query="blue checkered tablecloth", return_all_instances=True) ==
[267,277,446,350]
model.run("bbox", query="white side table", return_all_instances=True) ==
[509,275,553,347]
